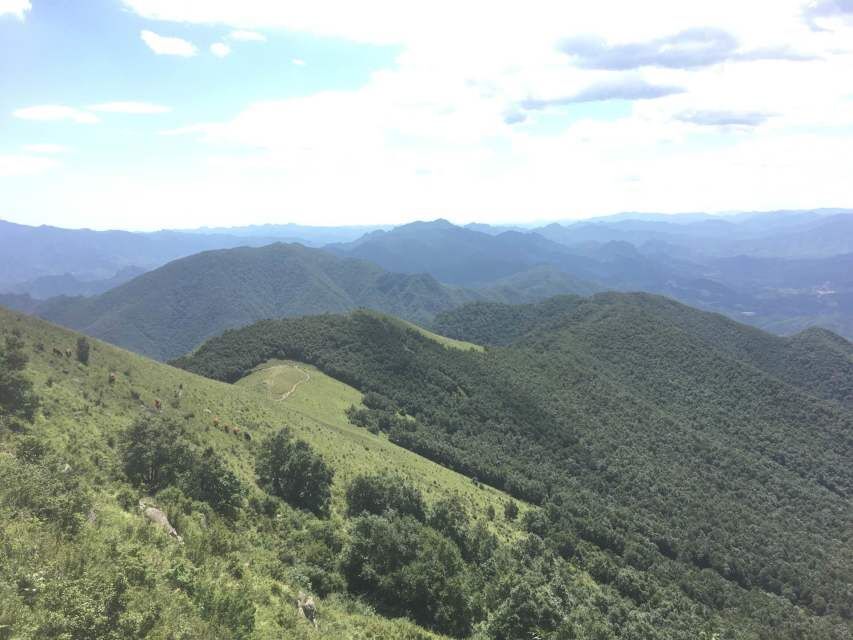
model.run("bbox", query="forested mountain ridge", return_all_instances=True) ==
[21,243,479,360]
[11,242,596,361]
[176,294,853,638]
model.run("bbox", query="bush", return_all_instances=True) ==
[120,415,191,493]
[256,428,333,517]
[0,334,39,421]
[342,513,475,637]
[345,472,426,521]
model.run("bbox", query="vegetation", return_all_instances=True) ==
[177,293,853,638]
[256,427,334,517]
[0,306,525,639]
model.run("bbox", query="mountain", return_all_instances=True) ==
[23,242,485,361]
[0,219,281,291]
[176,294,853,638]
[5,266,147,299]
[182,222,391,246]
[0,305,527,639]
[329,216,853,339]
[326,219,586,286]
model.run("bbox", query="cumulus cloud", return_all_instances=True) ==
[0,0,30,19]
[677,110,774,127]
[229,29,266,41]
[140,29,197,56]
[210,42,231,57]
[89,101,171,114]
[13,105,99,124]
[559,28,812,70]
[521,78,684,110]
[22,144,68,154]
[803,0,853,29]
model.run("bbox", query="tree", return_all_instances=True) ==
[76,336,90,365]
[120,415,190,492]
[345,471,426,521]
[504,500,519,521]
[0,333,39,422]
[255,428,333,517]
[183,447,244,516]
[342,513,475,637]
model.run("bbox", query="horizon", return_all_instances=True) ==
[3,1,853,229]
[3,206,853,234]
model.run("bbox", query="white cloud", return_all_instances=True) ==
[89,101,171,114]
[0,0,30,19]
[210,42,231,58]
[11,0,849,226]
[0,154,59,177]
[229,29,266,42]
[13,105,99,124]
[23,144,68,154]
[140,29,197,56]
[291,58,306,66]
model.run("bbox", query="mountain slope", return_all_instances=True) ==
[29,243,479,360]
[176,295,853,638]
[1,306,534,639]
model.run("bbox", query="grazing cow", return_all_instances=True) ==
[108,372,117,384]
[233,427,241,436]
[52,347,64,357]
[297,592,317,628]
[243,432,252,442]
[65,348,72,358]
[139,501,183,543]
[213,416,220,427]
[154,398,162,411]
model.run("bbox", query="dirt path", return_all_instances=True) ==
[276,365,311,401]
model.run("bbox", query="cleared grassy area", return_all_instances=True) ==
[361,310,484,352]
[236,360,525,535]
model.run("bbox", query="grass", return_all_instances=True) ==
[0,306,525,638]
[236,359,525,533]
[362,310,485,352]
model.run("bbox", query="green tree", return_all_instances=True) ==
[504,500,519,521]
[345,471,426,521]
[0,333,39,421]
[120,415,190,493]
[255,427,333,516]
[183,447,244,516]
[342,513,475,637]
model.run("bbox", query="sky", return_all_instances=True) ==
[2,0,853,230]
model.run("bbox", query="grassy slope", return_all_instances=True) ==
[235,359,519,525]
[0,306,526,639]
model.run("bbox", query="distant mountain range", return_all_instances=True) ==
[4,208,853,344]
[3,242,593,360]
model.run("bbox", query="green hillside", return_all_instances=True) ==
[33,243,479,360]
[0,306,537,639]
[177,294,853,639]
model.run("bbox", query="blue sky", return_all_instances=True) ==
[2,0,853,230]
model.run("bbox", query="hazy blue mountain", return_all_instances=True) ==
[0,218,281,289]
[181,222,391,245]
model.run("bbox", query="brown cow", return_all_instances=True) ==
[213,416,220,427]
[52,347,63,357]
[154,398,162,411]
[65,348,72,358]
[108,372,117,384]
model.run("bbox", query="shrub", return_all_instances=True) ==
[255,428,333,517]
[345,472,426,521]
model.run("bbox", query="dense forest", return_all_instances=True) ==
[177,293,853,638]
